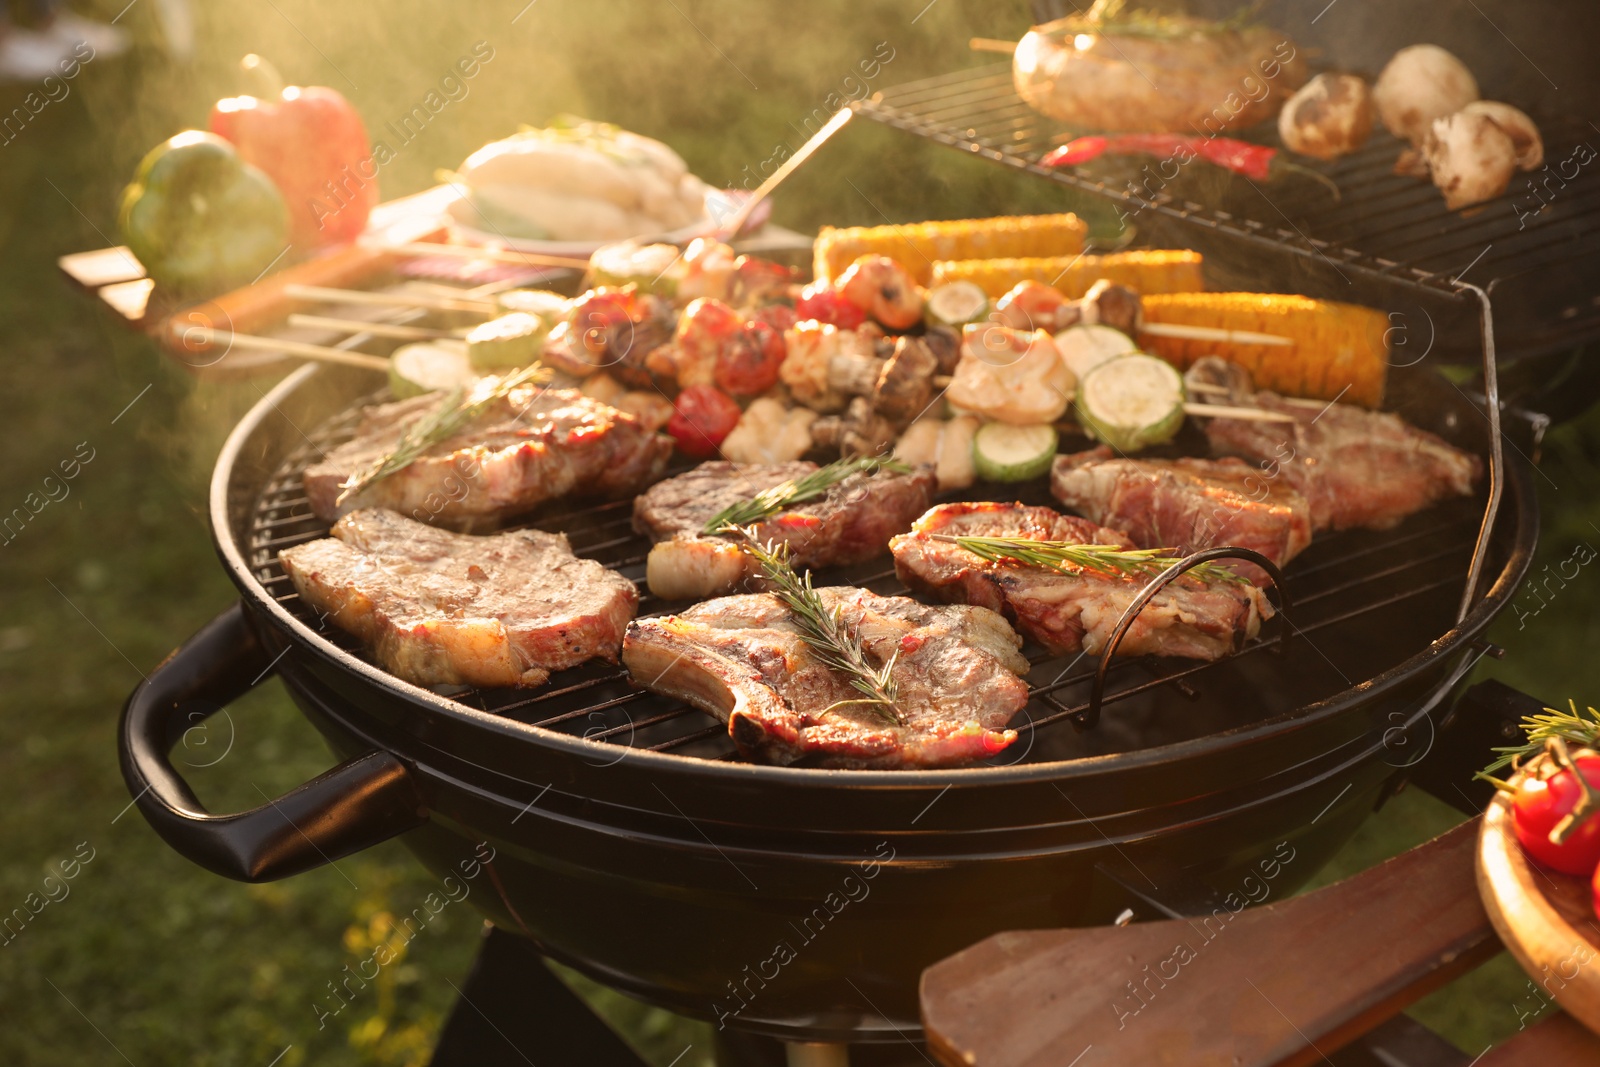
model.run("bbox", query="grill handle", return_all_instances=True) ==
[118,602,427,882]
[1079,547,1291,729]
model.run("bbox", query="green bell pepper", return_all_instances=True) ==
[118,130,290,296]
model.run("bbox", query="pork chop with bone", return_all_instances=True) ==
[1187,357,1481,531]
[305,382,672,527]
[279,508,637,689]
[891,501,1272,661]
[623,588,1030,769]
[633,460,935,600]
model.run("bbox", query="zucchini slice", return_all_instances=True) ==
[466,312,548,370]
[390,340,476,399]
[497,288,569,319]
[926,281,991,328]
[1054,323,1136,382]
[588,241,682,296]
[1074,353,1186,453]
[973,422,1059,482]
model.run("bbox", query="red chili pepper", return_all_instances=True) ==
[1043,133,1279,181]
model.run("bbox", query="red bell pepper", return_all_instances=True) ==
[1042,134,1337,194]
[209,55,378,249]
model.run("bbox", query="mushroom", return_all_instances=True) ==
[821,335,942,423]
[1373,44,1479,145]
[1278,73,1375,161]
[1460,100,1544,170]
[1078,280,1143,336]
[1423,109,1517,210]
[811,397,898,459]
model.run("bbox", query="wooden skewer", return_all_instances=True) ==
[719,106,853,239]
[970,37,1018,54]
[1183,402,1297,423]
[284,283,498,315]
[183,328,389,371]
[366,240,590,269]
[1140,322,1294,347]
[288,313,467,341]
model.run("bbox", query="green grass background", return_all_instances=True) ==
[1,2,1598,1063]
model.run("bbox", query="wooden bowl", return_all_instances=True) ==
[1477,790,1600,1032]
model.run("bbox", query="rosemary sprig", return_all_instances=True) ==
[1047,0,1263,40]
[736,532,902,726]
[702,456,912,536]
[1480,700,1600,775]
[336,363,549,507]
[931,535,1253,586]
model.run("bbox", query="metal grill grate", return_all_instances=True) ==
[246,400,1482,766]
[856,63,1600,357]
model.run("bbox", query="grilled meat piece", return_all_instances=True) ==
[280,508,636,689]
[633,461,936,600]
[891,502,1272,660]
[622,589,1030,769]
[1051,446,1313,575]
[1187,358,1482,531]
[304,385,673,526]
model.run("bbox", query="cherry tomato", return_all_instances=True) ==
[1593,861,1600,924]
[795,280,866,330]
[1511,752,1600,875]
[752,302,799,333]
[667,385,742,458]
[715,320,787,397]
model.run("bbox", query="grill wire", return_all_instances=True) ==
[247,397,1482,766]
[857,64,1600,355]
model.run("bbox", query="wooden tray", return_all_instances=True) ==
[1477,790,1600,1033]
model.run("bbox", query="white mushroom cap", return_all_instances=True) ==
[1423,110,1516,210]
[1374,44,1480,145]
[1278,73,1375,161]
[1460,100,1544,170]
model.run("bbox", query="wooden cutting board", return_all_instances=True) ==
[1477,789,1600,1032]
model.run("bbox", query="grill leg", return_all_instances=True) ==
[786,1043,850,1067]
[429,924,648,1067]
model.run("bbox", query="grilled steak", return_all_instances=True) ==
[622,589,1030,769]
[1051,446,1313,575]
[304,383,673,525]
[1188,358,1482,531]
[891,502,1272,660]
[633,461,936,600]
[279,508,636,689]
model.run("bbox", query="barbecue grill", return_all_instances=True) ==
[115,5,1585,1060]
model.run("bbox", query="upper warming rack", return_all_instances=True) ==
[855,63,1600,360]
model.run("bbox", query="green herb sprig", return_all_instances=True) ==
[1046,0,1264,40]
[930,535,1253,587]
[736,532,902,726]
[336,363,550,507]
[702,456,912,536]
[1479,700,1600,776]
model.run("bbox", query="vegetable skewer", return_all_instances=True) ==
[180,327,390,371]
[365,239,590,269]
[283,283,498,315]
[288,313,468,341]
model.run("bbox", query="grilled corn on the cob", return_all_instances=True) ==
[1138,292,1388,407]
[813,214,1088,286]
[930,250,1206,299]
